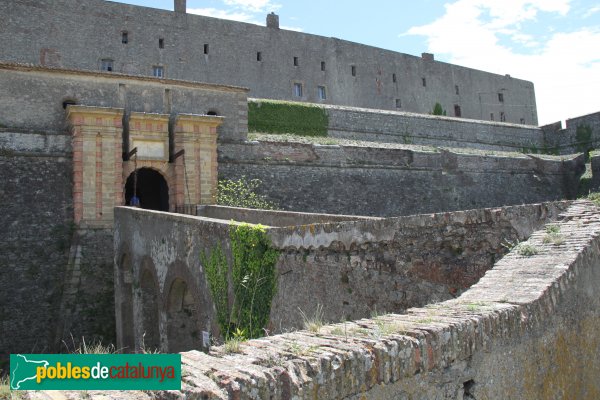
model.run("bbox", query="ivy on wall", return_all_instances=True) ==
[248,99,328,137]
[202,223,280,340]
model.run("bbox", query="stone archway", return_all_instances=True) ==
[166,278,202,353]
[125,168,169,211]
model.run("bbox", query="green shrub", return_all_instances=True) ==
[217,177,279,210]
[202,224,280,340]
[432,102,446,116]
[248,99,328,137]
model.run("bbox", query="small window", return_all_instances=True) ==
[159,38,164,49]
[257,52,262,61]
[500,111,506,122]
[520,118,525,124]
[293,56,299,66]
[395,99,401,108]
[293,82,303,97]
[321,61,326,71]
[498,92,504,102]
[422,77,426,87]
[204,44,209,54]
[454,104,461,117]
[455,85,459,95]
[490,113,495,121]
[351,65,356,76]
[392,73,397,83]
[318,86,326,100]
[101,59,114,72]
[121,31,128,44]
[153,66,164,78]
[207,110,218,116]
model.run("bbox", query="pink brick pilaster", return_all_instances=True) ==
[173,114,223,208]
[67,105,124,227]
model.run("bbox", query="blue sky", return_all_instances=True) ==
[112,0,600,125]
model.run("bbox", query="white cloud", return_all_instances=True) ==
[583,6,600,18]
[187,7,256,23]
[405,0,600,125]
[280,25,303,32]
[222,0,280,12]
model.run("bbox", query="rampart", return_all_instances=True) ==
[541,111,600,154]
[113,200,568,353]
[0,62,248,141]
[0,62,246,359]
[99,200,600,399]
[249,99,600,155]
[0,0,537,124]
[326,104,542,152]
[219,140,584,217]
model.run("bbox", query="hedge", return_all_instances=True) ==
[248,99,328,137]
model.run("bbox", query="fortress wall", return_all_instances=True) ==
[113,201,567,351]
[218,141,585,217]
[107,201,600,399]
[0,136,73,360]
[0,0,537,124]
[323,103,545,151]
[197,205,380,227]
[172,201,599,400]
[0,63,248,141]
[266,201,569,331]
[542,111,600,154]
[0,130,117,361]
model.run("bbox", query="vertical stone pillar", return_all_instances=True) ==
[67,106,124,227]
[173,114,223,208]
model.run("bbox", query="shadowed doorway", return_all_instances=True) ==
[125,168,169,211]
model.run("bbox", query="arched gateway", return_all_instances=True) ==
[67,106,223,226]
[125,168,169,212]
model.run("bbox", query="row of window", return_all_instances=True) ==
[101,59,164,77]
[117,32,510,105]
[121,31,210,54]
[293,83,327,100]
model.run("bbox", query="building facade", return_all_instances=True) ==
[0,0,538,125]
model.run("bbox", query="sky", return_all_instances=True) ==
[112,0,600,126]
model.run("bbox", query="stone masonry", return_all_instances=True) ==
[31,200,600,399]
[219,140,585,217]
[0,0,537,124]
[112,200,568,353]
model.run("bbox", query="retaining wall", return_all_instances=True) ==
[219,140,585,217]
[325,103,543,152]
[96,200,600,399]
[113,201,568,354]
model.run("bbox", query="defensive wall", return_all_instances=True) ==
[104,200,600,399]
[0,62,247,361]
[0,62,248,141]
[249,99,600,155]
[113,200,568,353]
[0,0,537,124]
[541,111,600,154]
[0,62,591,363]
[219,140,585,217]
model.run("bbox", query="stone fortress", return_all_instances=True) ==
[1,0,600,398]
[1,0,537,124]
